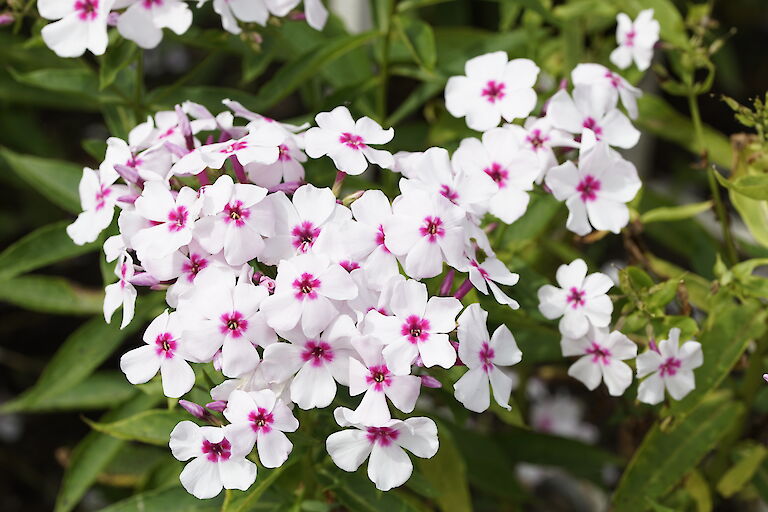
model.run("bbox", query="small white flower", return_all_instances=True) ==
[636,328,703,404]
[501,117,575,183]
[326,407,439,491]
[115,0,193,49]
[537,258,613,338]
[445,51,539,132]
[610,9,660,71]
[39,0,115,57]
[104,252,137,329]
[561,326,637,396]
[67,166,127,245]
[545,140,641,236]
[459,254,520,309]
[572,63,642,119]
[454,304,522,412]
[348,190,400,291]
[169,421,257,499]
[304,106,394,175]
[120,310,196,398]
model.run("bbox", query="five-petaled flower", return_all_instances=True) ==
[636,328,703,404]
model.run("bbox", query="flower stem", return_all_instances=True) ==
[688,93,738,266]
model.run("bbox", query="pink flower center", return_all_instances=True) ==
[375,224,389,252]
[220,311,248,338]
[339,133,366,150]
[277,144,292,161]
[182,253,208,282]
[604,71,622,88]
[154,332,177,359]
[624,30,636,47]
[586,342,611,365]
[576,175,601,202]
[142,0,163,8]
[202,438,231,462]
[74,0,99,21]
[484,162,509,188]
[224,200,250,226]
[479,342,495,373]
[401,316,431,344]
[126,156,143,168]
[481,80,506,104]
[340,260,359,272]
[119,263,129,289]
[366,426,400,446]
[159,127,175,139]
[365,365,392,391]
[94,184,112,211]
[582,117,603,138]
[301,340,334,367]
[292,272,321,300]
[526,129,549,152]
[566,287,586,309]
[220,141,248,154]
[470,260,490,281]
[167,206,189,232]
[419,216,444,242]
[659,357,682,377]
[248,408,274,433]
[291,221,321,253]
[440,185,460,204]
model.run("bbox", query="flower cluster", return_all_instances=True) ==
[64,8,695,499]
[38,0,328,57]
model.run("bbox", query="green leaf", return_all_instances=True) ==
[8,67,123,104]
[503,0,562,26]
[714,172,768,201]
[0,372,133,413]
[641,201,713,224]
[388,79,445,126]
[0,147,82,213]
[416,426,472,512]
[221,459,295,512]
[100,40,138,90]
[99,486,223,512]
[394,16,437,70]
[55,392,160,512]
[612,392,745,511]
[667,294,768,418]
[252,31,380,111]
[731,191,768,249]
[86,409,192,446]
[0,275,103,315]
[717,443,768,498]
[684,470,713,512]
[0,221,98,280]
[318,468,428,512]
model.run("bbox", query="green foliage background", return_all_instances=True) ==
[0,0,768,511]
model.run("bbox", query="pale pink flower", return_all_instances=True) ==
[636,328,703,404]
[223,389,299,467]
[304,106,394,175]
[131,183,201,260]
[610,9,660,71]
[39,0,115,57]
[326,407,439,491]
[67,166,128,245]
[445,51,539,131]
[454,304,521,412]
[561,326,637,396]
[537,258,614,338]
[170,422,257,499]
[102,136,172,183]
[120,310,196,398]
[545,139,641,236]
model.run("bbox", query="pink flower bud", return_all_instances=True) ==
[179,400,210,420]
[205,400,228,412]
[420,376,442,388]
[0,13,14,26]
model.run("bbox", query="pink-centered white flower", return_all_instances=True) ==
[348,190,400,290]
[195,175,273,266]
[114,0,193,49]
[245,133,306,189]
[39,0,115,57]
[452,128,540,223]
[326,407,439,491]
[546,85,640,149]
[454,304,522,412]
[459,254,520,309]
[104,252,137,329]
[385,189,466,279]
[304,106,394,175]
[169,422,256,499]
[537,258,613,338]
[120,310,196,398]
[445,51,539,132]
[223,389,299,467]
[131,183,201,261]
[67,166,128,245]
[365,279,461,374]
[572,63,642,119]
[502,117,575,183]
[347,335,422,426]
[102,136,172,183]
[610,9,660,71]
[260,253,357,337]
[261,316,357,409]
[179,270,271,377]
[561,326,637,396]
[545,139,641,236]
[636,328,703,405]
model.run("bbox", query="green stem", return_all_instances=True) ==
[688,93,739,266]
[377,1,396,126]
[134,51,144,124]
